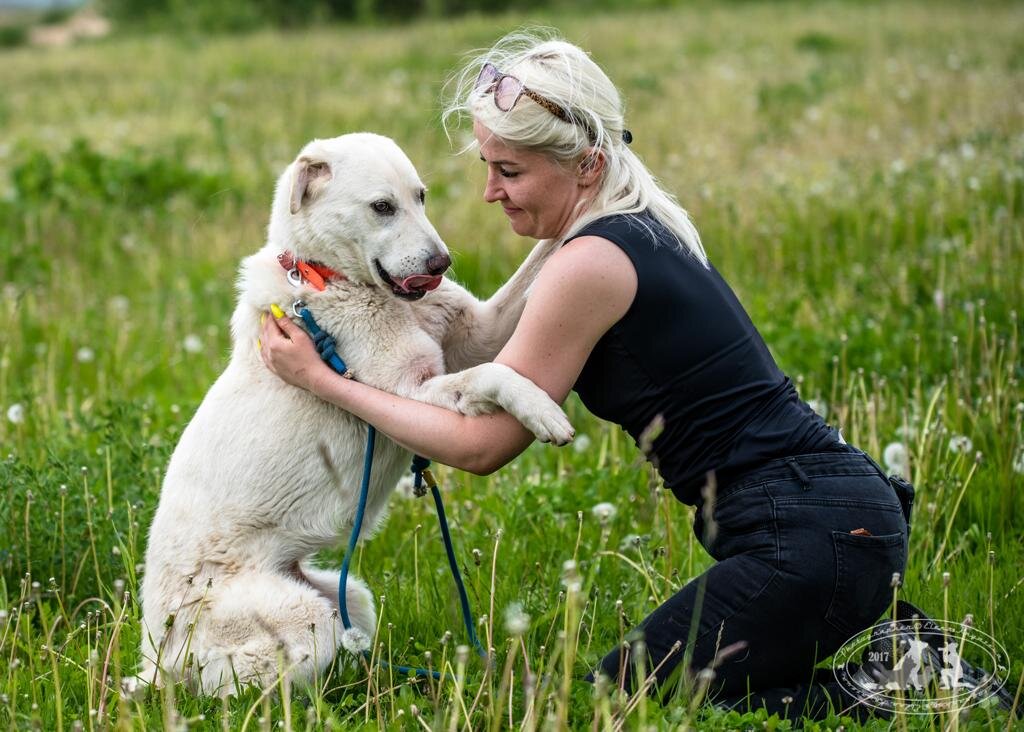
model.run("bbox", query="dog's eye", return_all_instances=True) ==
[418,189,426,205]
[371,200,395,216]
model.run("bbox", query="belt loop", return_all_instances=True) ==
[786,457,813,491]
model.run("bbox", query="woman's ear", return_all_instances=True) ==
[577,148,606,186]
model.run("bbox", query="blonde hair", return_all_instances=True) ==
[443,29,707,264]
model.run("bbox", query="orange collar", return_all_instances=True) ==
[277,250,345,292]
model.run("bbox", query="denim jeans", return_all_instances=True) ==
[592,445,909,720]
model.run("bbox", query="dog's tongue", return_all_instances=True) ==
[396,274,443,292]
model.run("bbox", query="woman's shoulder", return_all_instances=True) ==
[569,210,673,250]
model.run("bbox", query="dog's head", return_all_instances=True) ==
[269,133,450,300]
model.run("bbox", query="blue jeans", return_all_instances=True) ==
[592,445,909,720]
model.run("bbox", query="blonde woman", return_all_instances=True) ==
[260,32,915,720]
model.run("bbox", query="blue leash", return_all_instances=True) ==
[296,306,486,679]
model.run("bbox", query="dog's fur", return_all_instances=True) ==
[138,133,571,694]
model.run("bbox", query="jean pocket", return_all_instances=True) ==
[824,530,906,639]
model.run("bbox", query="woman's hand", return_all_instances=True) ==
[258,306,327,392]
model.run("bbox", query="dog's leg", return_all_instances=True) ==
[299,564,377,640]
[177,571,353,696]
[409,362,573,445]
[438,238,561,371]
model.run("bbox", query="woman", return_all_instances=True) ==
[259,32,910,719]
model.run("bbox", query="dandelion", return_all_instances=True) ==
[182,334,203,354]
[341,627,370,654]
[504,603,530,636]
[573,434,592,453]
[76,347,95,363]
[108,295,130,316]
[591,502,617,523]
[948,434,973,453]
[619,534,642,551]
[883,441,910,476]
[6,404,25,424]
[806,398,828,420]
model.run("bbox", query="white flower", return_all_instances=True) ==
[948,435,973,454]
[76,347,95,363]
[573,434,592,454]
[591,502,616,523]
[341,627,370,654]
[504,603,530,636]
[1011,448,1024,475]
[108,295,130,316]
[883,442,909,476]
[182,334,203,354]
[6,403,25,424]
[806,399,828,420]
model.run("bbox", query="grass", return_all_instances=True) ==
[1,0,1023,728]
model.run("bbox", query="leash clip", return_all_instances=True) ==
[291,299,307,318]
[286,267,304,288]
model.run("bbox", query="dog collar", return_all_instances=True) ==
[277,250,345,292]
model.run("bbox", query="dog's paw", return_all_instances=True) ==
[519,400,575,446]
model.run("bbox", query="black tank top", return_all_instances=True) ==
[566,212,838,505]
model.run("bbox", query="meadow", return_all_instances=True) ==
[1,1,1022,728]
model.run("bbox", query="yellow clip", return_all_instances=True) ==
[422,468,437,490]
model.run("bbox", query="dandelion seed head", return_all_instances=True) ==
[504,602,530,636]
[591,502,617,523]
[182,334,203,354]
[341,627,370,654]
[6,404,25,424]
[948,434,973,453]
[76,347,95,363]
[573,434,592,453]
[108,295,130,316]
[1011,448,1024,475]
[883,442,910,476]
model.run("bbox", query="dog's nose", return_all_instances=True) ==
[425,253,451,275]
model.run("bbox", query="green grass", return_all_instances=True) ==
[1,1,1023,728]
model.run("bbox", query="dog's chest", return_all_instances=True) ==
[299,286,441,388]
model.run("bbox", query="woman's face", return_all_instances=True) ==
[474,121,586,240]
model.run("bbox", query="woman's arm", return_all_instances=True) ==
[259,236,637,474]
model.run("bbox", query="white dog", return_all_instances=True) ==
[138,133,572,695]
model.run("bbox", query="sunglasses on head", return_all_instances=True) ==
[475,62,596,142]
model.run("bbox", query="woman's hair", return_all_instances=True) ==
[443,29,707,264]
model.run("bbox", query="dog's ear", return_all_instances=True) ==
[289,157,332,215]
